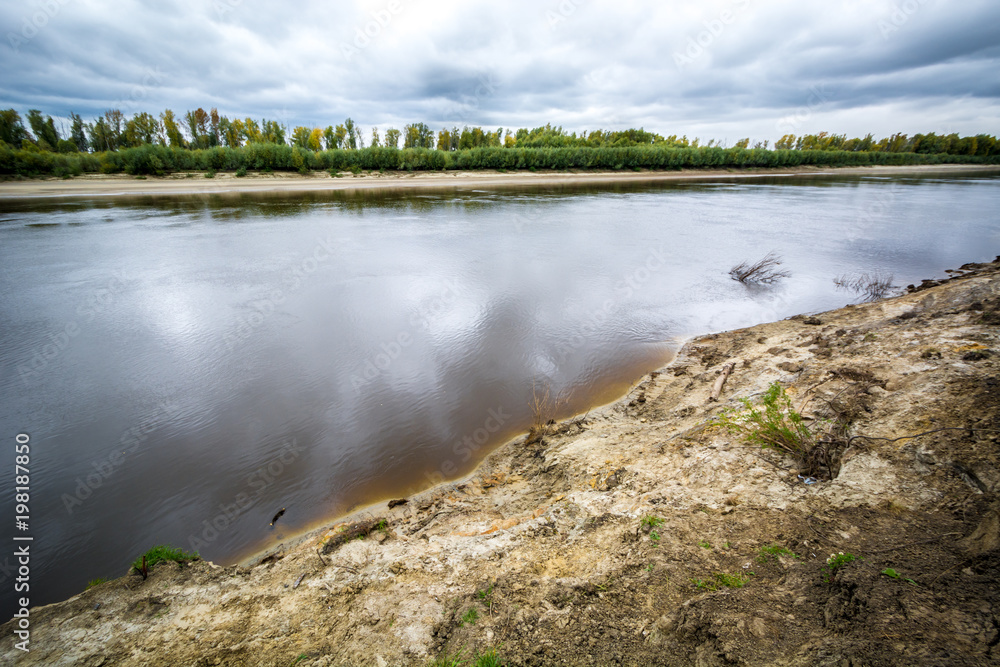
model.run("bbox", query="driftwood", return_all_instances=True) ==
[708,362,736,402]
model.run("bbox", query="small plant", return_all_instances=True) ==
[882,568,918,584]
[350,165,362,175]
[714,572,752,588]
[824,552,860,581]
[698,540,712,549]
[289,654,308,666]
[376,519,388,532]
[527,380,561,444]
[477,583,494,602]
[691,577,717,591]
[429,647,468,667]
[204,169,216,178]
[646,563,654,572]
[757,544,801,563]
[460,608,479,626]
[716,382,813,458]
[235,166,247,177]
[641,515,664,530]
[472,649,505,667]
[729,251,790,284]
[131,545,199,576]
[650,530,661,544]
[86,577,109,589]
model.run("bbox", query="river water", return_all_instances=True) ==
[1,171,998,615]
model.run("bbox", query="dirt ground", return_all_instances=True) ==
[0,164,997,200]
[3,259,999,666]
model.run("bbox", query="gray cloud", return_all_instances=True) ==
[1,0,998,143]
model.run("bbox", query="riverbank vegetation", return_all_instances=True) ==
[1,107,998,177]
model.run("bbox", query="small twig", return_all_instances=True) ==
[293,573,307,589]
[708,362,736,403]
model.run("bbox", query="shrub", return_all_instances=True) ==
[716,382,813,458]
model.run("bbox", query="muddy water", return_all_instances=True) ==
[1,172,998,615]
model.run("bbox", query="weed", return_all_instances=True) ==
[698,540,712,549]
[729,251,790,284]
[235,166,247,177]
[714,572,752,588]
[864,332,877,341]
[692,571,753,591]
[376,519,388,532]
[882,567,918,584]
[527,380,562,444]
[289,654,308,666]
[460,608,479,626]
[204,169,216,178]
[350,165,362,175]
[131,545,199,575]
[824,552,860,581]
[757,544,801,563]
[477,583,494,602]
[646,563,654,572]
[640,515,664,530]
[473,649,505,667]
[650,530,661,544]
[428,647,468,667]
[716,381,813,458]
[86,577,109,590]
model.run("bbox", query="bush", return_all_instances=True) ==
[716,382,813,457]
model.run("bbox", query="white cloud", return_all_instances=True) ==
[1,0,998,142]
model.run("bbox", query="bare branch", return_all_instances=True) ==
[729,251,790,284]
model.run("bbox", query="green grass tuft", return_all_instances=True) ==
[131,544,199,574]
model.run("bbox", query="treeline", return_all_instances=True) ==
[1,107,998,177]
[3,141,997,179]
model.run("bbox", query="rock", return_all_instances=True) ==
[388,498,408,509]
[777,361,803,373]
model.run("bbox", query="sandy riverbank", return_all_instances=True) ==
[3,258,998,666]
[1,164,997,200]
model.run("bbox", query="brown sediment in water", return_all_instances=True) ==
[1,163,997,201]
[4,260,999,666]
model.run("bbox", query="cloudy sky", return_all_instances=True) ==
[2,0,999,144]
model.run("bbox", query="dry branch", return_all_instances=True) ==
[708,362,736,402]
[729,251,790,284]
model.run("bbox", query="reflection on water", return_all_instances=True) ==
[1,172,998,615]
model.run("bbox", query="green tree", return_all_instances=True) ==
[124,112,160,146]
[27,109,60,150]
[403,122,434,149]
[260,119,285,144]
[184,108,211,148]
[291,125,311,148]
[88,116,114,152]
[161,109,186,148]
[69,112,89,151]
[0,109,30,146]
[104,109,125,149]
[242,118,261,144]
[384,127,400,149]
[344,118,358,149]
[370,127,380,148]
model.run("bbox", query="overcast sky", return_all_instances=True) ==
[2,0,999,143]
